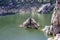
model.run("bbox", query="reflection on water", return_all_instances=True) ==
[0,13,52,40]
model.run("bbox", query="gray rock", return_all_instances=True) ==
[43,0,60,36]
[20,18,40,29]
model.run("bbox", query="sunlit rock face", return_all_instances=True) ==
[50,4,60,36]
[42,25,54,36]
[20,18,40,29]
[42,26,51,36]
[40,0,60,40]
[51,6,60,26]
[43,0,60,37]
[50,0,60,36]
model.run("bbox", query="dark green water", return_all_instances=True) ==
[0,13,52,40]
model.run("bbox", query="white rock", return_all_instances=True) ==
[54,34,60,40]
[48,37,54,40]
[42,26,51,36]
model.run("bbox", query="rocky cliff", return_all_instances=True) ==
[43,0,60,40]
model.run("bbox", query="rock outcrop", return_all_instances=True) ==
[20,18,40,29]
[43,0,60,40]
[43,0,60,36]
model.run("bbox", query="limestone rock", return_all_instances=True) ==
[43,0,60,40]
[51,0,60,26]
[43,0,60,36]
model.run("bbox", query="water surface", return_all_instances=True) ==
[0,13,52,40]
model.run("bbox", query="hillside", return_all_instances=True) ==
[0,0,55,15]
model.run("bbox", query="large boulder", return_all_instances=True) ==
[20,18,40,29]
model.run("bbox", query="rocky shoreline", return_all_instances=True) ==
[43,0,60,40]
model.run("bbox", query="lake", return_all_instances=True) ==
[0,13,52,40]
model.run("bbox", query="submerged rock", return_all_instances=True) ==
[20,18,40,29]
